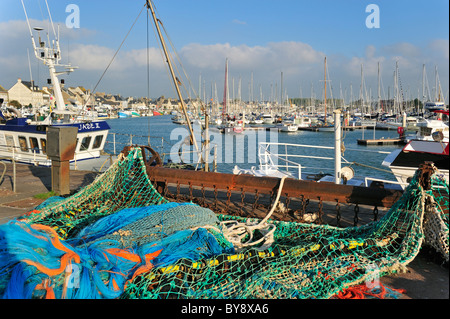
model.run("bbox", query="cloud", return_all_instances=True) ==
[232,19,246,25]
[334,41,449,102]
[0,19,447,101]
[429,39,449,60]
[381,42,422,58]
[346,45,386,77]
[180,41,324,77]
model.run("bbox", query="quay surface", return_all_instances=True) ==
[0,161,448,299]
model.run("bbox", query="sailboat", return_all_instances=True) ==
[424,66,446,112]
[316,57,334,132]
[219,59,242,134]
[0,1,110,167]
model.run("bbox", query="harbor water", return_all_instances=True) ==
[104,115,402,182]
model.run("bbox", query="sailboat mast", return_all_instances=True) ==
[222,58,228,120]
[378,61,381,112]
[422,64,426,109]
[146,0,198,152]
[324,57,327,123]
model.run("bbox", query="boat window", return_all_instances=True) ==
[29,137,40,154]
[92,135,104,149]
[80,136,92,151]
[5,135,14,150]
[18,136,28,152]
[420,127,432,136]
[40,138,47,154]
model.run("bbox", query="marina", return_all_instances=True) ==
[0,0,448,303]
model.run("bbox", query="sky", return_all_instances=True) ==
[0,0,448,104]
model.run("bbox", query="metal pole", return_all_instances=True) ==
[113,133,116,155]
[204,113,209,172]
[334,109,341,184]
[146,0,199,155]
[13,148,16,193]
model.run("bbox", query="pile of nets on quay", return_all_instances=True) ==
[0,147,448,299]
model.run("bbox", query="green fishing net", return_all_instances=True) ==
[17,147,448,299]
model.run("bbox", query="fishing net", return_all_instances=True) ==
[0,147,448,299]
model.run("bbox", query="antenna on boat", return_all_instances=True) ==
[21,0,78,112]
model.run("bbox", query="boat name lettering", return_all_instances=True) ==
[79,122,100,131]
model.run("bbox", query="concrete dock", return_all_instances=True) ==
[0,161,448,299]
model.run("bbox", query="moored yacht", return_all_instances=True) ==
[277,120,299,132]
[382,139,449,187]
[382,110,448,187]
[261,113,274,124]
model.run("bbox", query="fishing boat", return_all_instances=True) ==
[118,111,131,118]
[0,2,110,167]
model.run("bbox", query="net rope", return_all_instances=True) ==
[0,147,447,299]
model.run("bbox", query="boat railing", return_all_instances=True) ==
[0,144,26,192]
[258,142,403,186]
[258,143,334,179]
[1,142,71,170]
[258,142,338,178]
[0,143,45,164]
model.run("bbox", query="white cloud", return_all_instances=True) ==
[429,39,449,60]
[0,19,447,101]
[232,19,246,25]
[180,41,324,72]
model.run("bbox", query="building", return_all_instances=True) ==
[0,85,8,105]
[67,86,95,106]
[7,78,44,107]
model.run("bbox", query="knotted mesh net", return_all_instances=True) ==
[0,147,447,299]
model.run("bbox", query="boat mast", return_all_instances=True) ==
[324,57,327,123]
[146,0,199,153]
[378,61,382,113]
[222,58,228,121]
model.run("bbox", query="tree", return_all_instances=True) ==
[9,100,21,108]
[412,98,423,109]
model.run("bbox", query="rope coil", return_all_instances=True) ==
[220,176,287,251]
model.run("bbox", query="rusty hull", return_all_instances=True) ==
[145,166,403,208]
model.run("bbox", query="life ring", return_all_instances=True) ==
[397,126,404,135]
